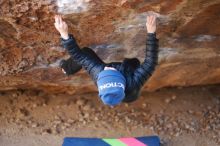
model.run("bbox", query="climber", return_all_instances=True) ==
[54,14,158,106]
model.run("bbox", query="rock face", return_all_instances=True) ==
[0,0,220,93]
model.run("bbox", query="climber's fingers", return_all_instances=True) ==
[55,15,67,27]
[62,68,66,74]
[146,13,157,33]
[54,15,59,24]
[147,15,156,25]
[57,15,62,24]
[149,16,153,24]
[147,15,152,24]
[151,15,156,25]
[54,15,63,25]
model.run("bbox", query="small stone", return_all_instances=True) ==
[54,115,60,120]
[125,116,131,123]
[82,120,87,125]
[149,126,154,131]
[76,99,86,106]
[143,112,147,116]
[171,95,177,100]
[79,117,84,122]
[32,123,38,128]
[94,116,99,121]
[64,123,71,127]
[55,128,61,134]
[205,125,210,131]
[207,106,212,110]
[195,111,202,116]
[67,119,74,124]
[49,108,54,112]
[53,124,57,128]
[84,113,89,118]
[54,120,62,125]
[12,93,17,97]
[177,86,183,89]
[43,128,52,134]
[158,119,164,125]
[78,111,84,117]
[159,110,164,114]
[142,103,147,108]
[185,124,190,129]
[170,131,174,136]
[15,118,21,124]
[28,16,38,21]
[17,108,30,117]
[188,110,194,114]
[189,127,195,132]
[172,121,178,127]
[166,123,172,129]
[33,104,38,108]
[83,104,92,111]
[61,125,66,130]
[199,104,204,107]
[165,98,171,104]
[27,120,33,125]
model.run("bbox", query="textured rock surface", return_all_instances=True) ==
[0,0,220,93]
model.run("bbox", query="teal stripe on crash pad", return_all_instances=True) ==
[103,139,127,146]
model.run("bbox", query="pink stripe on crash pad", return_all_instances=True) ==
[119,138,147,146]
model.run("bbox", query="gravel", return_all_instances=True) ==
[0,89,219,145]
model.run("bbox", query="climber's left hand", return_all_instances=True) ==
[54,15,69,40]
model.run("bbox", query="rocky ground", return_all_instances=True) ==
[0,85,220,146]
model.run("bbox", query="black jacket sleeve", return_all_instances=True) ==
[61,34,105,82]
[132,33,158,87]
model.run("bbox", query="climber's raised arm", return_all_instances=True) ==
[54,15,105,80]
[133,15,159,87]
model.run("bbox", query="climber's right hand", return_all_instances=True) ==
[146,14,157,34]
[54,15,69,40]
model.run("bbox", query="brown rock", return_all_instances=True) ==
[0,0,220,93]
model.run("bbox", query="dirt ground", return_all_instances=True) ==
[0,85,220,146]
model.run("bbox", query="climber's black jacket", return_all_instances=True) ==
[61,33,158,102]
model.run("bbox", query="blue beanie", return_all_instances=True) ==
[97,70,126,106]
